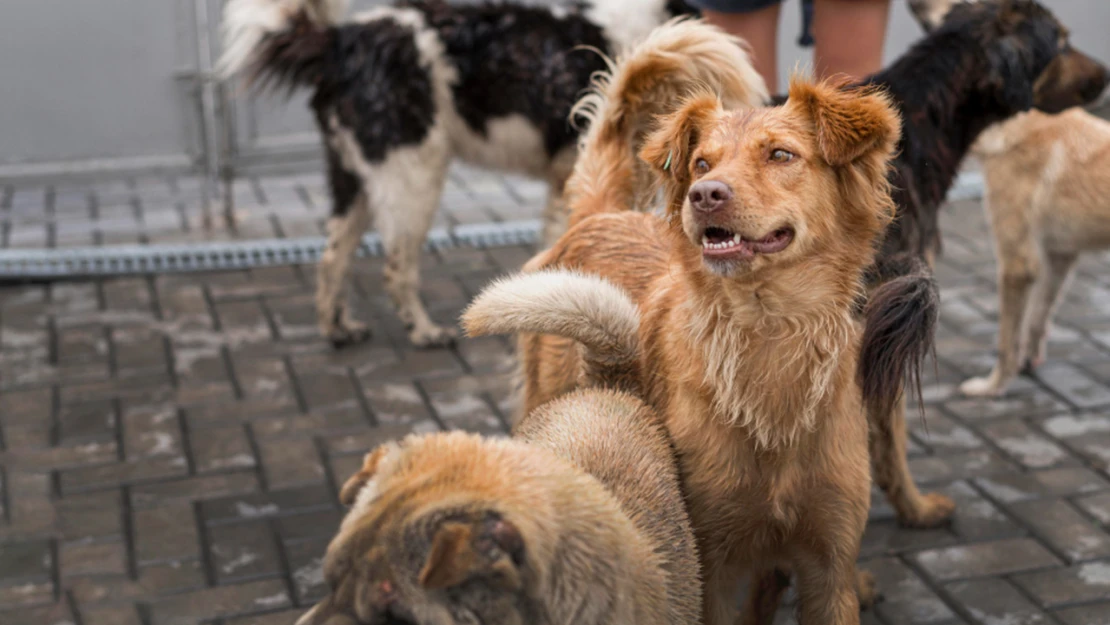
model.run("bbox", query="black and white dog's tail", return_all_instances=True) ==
[462,270,642,392]
[218,0,348,90]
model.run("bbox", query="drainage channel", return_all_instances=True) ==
[0,219,543,280]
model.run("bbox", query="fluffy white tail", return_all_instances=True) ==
[566,18,768,225]
[463,271,641,387]
[218,0,348,80]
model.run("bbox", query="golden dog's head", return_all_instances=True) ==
[642,78,901,280]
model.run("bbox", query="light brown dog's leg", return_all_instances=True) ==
[1020,251,1077,372]
[740,568,790,625]
[960,258,1038,396]
[871,398,955,528]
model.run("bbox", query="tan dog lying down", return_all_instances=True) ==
[961,107,1110,396]
[297,386,700,625]
[467,75,938,623]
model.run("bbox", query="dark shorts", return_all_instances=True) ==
[690,0,816,46]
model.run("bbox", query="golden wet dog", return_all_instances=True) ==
[468,73,939,622]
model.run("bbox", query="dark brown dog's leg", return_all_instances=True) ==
[740,568,790,625]
[871,397,955,528]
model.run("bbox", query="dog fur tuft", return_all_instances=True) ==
[218,0,348,86]
[462,271,641,390]
[858,254,939,420]
[566,18,768,225]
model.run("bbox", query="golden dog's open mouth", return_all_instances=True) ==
[700,226,795,259]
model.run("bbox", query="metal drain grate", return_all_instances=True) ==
[0,219,543,279]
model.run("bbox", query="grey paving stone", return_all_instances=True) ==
[914,538,1062,581]
[1009,498,1110,563]
[1013,560,1110,608]
[946,578,1050,625]
[1054,602,1110,625]
[979,420,1076,470]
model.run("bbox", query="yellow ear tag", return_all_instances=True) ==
[663,150,673,172]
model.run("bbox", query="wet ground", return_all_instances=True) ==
[2,166,1110,625]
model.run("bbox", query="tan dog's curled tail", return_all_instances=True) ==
[565,18,768,226]
[462,271,641,390]
[858,253,939,420]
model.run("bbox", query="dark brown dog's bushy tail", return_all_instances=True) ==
[462,271,641,392]
[565,18,768,227]
[858,254,938,419]
[218,0,348,91]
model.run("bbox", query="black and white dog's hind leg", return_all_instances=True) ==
[317,146,374,348]
[375,132,454,348]
[320,116,455,348]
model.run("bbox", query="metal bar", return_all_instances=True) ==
[193,0,222,228]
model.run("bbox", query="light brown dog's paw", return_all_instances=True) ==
[856,571,882,609]
[410,324,458,349]
[901,492,956,528]
[959,375,1004,397]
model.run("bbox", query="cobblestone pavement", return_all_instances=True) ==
[3,168,1110,625]
[0,165,547,249]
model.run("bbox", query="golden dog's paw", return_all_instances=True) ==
[902,492,956,528]
[856,570,882,609]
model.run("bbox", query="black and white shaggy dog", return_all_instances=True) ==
[838,0,1109,531]
[219,0,767,347]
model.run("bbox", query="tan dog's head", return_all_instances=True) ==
[299,433,539,625]
[641,78,900,280]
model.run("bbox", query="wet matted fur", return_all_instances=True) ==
[297,387,701,625]
[218,0,766,349]
[487,76,917,624]
[958,108,1110,397]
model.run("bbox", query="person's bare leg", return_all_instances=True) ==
[812,0,891,82]
[701,3,782,93]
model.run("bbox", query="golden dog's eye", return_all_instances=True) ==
[694,158,710,174]
[769,148,795,163]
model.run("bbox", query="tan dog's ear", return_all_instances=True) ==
[338,444,396,506]
[786,79,901,167]
[419,515,525,591]
[640,93,723,209]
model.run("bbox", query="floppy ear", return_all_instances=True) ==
[640,93,723,190]
[419,516,525,591]
[339,443,398,506]
[785,79,901,166]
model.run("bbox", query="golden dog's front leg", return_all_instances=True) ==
[792,552,861,625]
